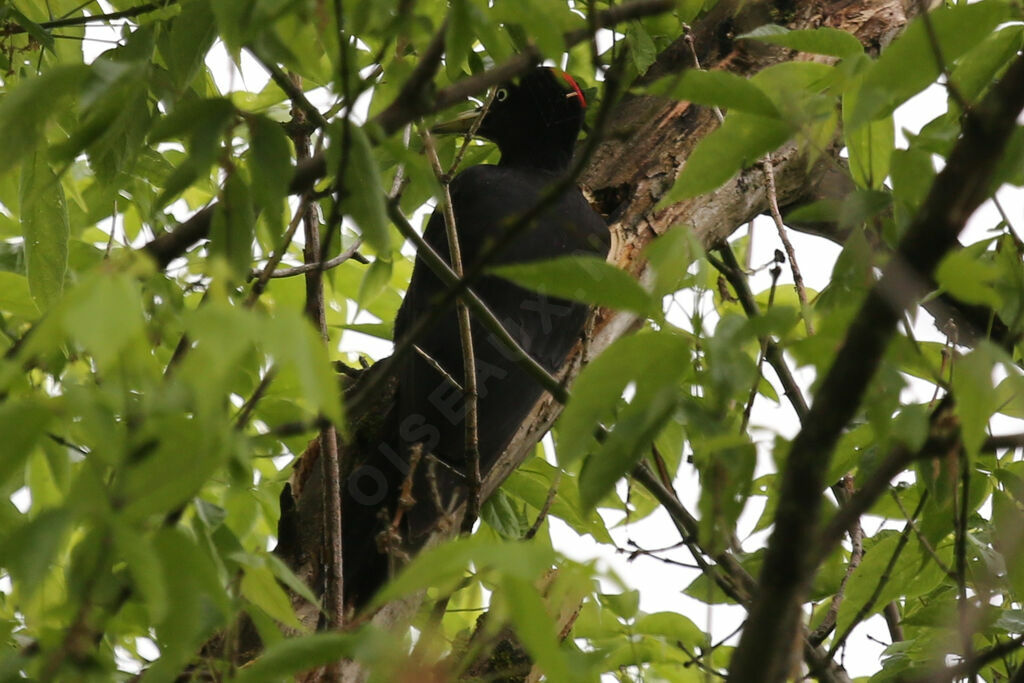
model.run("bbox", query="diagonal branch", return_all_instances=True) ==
[729,52,1024,682]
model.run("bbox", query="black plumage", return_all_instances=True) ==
[395,67,609,472]
[344,67,609,607]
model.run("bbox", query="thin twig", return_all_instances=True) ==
[684,28,724,123]
[289,72,344,641]
[447,88,497,178]
[890,488,955,578]
[385,203,566,401]
[234,366,278,430]
[762,153,813,336]
[245,199,310,306]
[252,238,363,280]
[413,345,463,392]
[710,246,809,420]
[911,634,1024,683]
[0,0,178,34]
[419,123,482,534]
[248,51,330,131]
[740,263,781,431]
[882,602,904,643]
[104,199,118,258]
[916,0,968,112]
[955,449,975,683]
[809,478,864,646]
[390,126,413,198]
[992,194,1024,248]
[318,1,357,267]
[524,471,562,540]
[827,492,928,660]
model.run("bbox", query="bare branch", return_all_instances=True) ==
[762,153,813,335]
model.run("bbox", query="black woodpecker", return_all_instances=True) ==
[344,66,610,607]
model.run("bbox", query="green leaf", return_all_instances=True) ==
[676,0,705,23]
[579,386,678,511]
[890,147,935,212]
[373,536,555,606]
[844,80,893,189]
[241,565,305,630]
[503,577,573,682]
[659,112,792,202]
[626,21,658,76]
[210,0,257,58]
[634,611,706,650]
[935,247,1001,309]
[648,69,779,117]
[118,415,228,521]
[20,152,69,310]
[557,331,690,465]
[848,2,1013,126]
[0,508,71,601]
[599,590,640,620]
[694,432,757,553]
[247,115,292,224]
[0,272,36,319]
[0,65,90,176]
[481,488,529,539]
[502,458,612,543]
[63,272,146,373]
[950,25,1024,105]
[0,399,51,488]
[112,521,168,623]
[356,257,392,308]
[151,98,236,208]
[740,24,864,59]
[446,0,474,78]
[496,0,571,60]
[145,528,231,680]
[149,98,236,145]
[333,121,390,255]
[490,255,654,315]
[162,0,218,90]
[951,342,1001,458]
[643,228,703,297]
[992,491,1024,601]
[6,9,55,53]
[837,532,946,638]
[210,172,256,278]
[261,309,345,426]
[234,633,361,683]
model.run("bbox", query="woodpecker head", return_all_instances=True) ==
[434,67,588,170]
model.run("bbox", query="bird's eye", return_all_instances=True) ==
[495,88,509,102]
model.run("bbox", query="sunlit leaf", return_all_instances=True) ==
[20,152,68,310]
[491,255,655,315]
